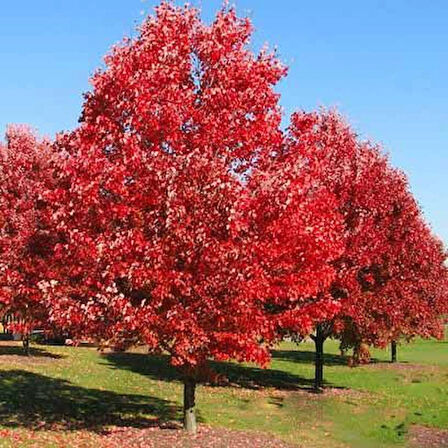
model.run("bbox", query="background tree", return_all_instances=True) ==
[0,125,61,355]
[336,195,448,363]
[278,109,447,389]
[247,126,345,371]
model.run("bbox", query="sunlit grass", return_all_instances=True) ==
[0,333,446,447]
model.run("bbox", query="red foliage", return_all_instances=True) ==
[47,2,287,371]
[283,109,448,348]
[0,1,445,384]
[0,125,60,336]
[247,131,345,337]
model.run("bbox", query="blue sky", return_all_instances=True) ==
[1,0,447,244]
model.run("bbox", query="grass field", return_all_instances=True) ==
[0,335,446,447]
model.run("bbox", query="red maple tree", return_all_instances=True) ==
[46,2,286,432]
[278,109,447,387]
[335,169,448,361]
[247,131,345,342]
[0,125,62,354]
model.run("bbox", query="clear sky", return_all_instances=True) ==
[1,1,447,244]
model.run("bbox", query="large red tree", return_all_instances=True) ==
[46,2,287,432]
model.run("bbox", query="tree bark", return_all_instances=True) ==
[391,340,397,363]
[183,377,197,433]
[312,324,325,392]
[22,334,30,357]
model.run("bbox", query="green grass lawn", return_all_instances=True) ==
[0,335,446,447]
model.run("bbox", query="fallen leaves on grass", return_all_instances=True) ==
[0,425,298,448]
[408,425,448,448]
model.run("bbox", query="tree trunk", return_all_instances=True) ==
[391,340,397,363]
[183,377,197,433]
[22,334,30,357]
[313,324,325,392]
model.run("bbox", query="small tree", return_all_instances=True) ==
[0,125,61,354]
[338,203,448,360]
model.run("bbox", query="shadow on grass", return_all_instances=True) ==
[272,348,382,366]
[104,352,316,391]
[0,370,180,431]
[0,344,63,359]
[272,349,347,366]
